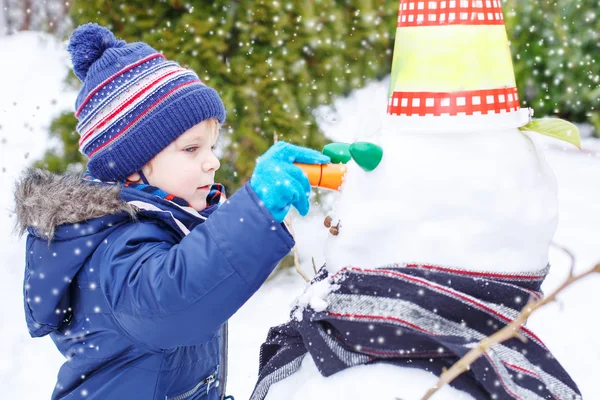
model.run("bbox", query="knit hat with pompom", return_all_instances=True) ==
[68,23,226,182]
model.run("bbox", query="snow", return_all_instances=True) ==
[294,276,340,318]
[1,32,599,400]
[265,355,476,400]
[0,31,78,398]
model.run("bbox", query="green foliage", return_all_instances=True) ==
[41,0,399,190]
[504,0,600,136]
[519,117,581,149]
[33,111,86,171]
[42,0,600,183]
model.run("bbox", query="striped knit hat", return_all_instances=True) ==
[68,23,226,182]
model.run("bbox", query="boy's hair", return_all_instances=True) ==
[68,23,226,182]
[206,118,221,142]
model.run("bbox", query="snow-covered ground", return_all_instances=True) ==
[1,32,599,399]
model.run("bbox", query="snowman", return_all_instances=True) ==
[250,1,582,399]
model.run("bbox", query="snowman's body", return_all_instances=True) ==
[254,0,580,396]
[263,123,559,400]
[326,126,558,274]
[266,354,475,400]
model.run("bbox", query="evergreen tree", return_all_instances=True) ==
[42,0,598,185]
[504,0,599,134]
[33,110,86,172]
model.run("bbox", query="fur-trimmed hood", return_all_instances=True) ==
[14,169,142,339]
[13,168,138,241]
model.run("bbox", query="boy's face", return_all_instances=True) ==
[128,119,220,212]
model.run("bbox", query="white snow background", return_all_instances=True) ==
[1,32,599,399]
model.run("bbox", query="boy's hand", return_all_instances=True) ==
[250,142,330,223]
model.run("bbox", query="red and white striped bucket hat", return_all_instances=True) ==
[386,0,532,132]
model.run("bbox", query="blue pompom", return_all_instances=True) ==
[67,23,126,81]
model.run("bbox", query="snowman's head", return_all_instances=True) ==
[324,119,558,274]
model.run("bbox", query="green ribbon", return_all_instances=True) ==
[322,141,384,172]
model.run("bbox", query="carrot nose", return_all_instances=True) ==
[294,163,348,191]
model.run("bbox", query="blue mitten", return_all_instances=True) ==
[250,142,330,222]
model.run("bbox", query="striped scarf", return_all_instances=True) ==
[251,264,581,400]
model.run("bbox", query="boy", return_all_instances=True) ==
[13,23,328,400]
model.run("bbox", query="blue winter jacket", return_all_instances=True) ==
[14,169,294,400]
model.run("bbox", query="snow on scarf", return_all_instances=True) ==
[251,264,582,400]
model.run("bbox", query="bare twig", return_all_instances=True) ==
[312,257,318,275]
[551,241,576,276]
[284,213,310,283]
[419,258,600,400]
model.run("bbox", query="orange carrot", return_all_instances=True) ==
[294,163,348,191]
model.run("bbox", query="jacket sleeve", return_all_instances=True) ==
[99,183,295,350]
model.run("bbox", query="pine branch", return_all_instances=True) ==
[418,248,599,400]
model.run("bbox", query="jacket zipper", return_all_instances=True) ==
[220,323,228,400]
[166,367,219,400]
